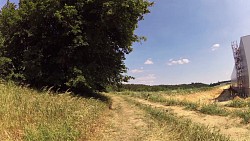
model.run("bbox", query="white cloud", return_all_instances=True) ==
[182,59,190,63]
[144,58,154,65]
[211,44,220,51]
[131,69,144,73]
[168,58,190,66]
[136,74,156,84]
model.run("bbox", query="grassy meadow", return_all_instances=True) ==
[0,81,108,140]
[2,80,250,141]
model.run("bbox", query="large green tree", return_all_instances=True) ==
[0,0,153,92]
[0,0,18,79]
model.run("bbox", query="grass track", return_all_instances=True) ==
[124,98,231,141]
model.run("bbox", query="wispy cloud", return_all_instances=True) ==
[211,44,220,51]
[144,58,154,65]
[168,58,190,66]
[136,74,156,84]
[131,68,144,73]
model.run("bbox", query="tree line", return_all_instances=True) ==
[111,81,231,92]
[112,83,211,92]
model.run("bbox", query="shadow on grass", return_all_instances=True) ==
[28,83,111,104]
[1,79,112,106]
[215,89,235,102]
[79,91,111,104]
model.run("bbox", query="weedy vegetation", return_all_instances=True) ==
[0,81,108,140]
[164,99,199,110]
[233,110,250,124]
[200,104,229,116]
[225,98,248,108]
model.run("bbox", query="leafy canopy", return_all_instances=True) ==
[0,0,153,93]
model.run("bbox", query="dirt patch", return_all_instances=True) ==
[133,98,250,141]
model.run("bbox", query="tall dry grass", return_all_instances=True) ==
[0,81,107,140]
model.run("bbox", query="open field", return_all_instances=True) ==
[2,81,250,141]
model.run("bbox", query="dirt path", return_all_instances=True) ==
[132,97,250,141]
[90,94,175,141]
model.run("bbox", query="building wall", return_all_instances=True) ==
[241,35,250,96]
[231,66,238,90]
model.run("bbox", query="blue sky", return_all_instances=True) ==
[1,0,250,85]
[125,0,250,85]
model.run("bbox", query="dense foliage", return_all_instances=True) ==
[0,0,153,93]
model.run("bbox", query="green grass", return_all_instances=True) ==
[0,81,108,140]
[164,98,199,110]
[224,98,250,123]
[126,98,230,141]
[200,104,229,116]
[183,101,199,110]
[225,98,248,108]
[233,110,250,124]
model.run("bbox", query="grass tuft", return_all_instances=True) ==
[200,104,229,116]
[183,101,199,110]
[234,110,250,124]
[164,99,199,110]
[225,98,247,108]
